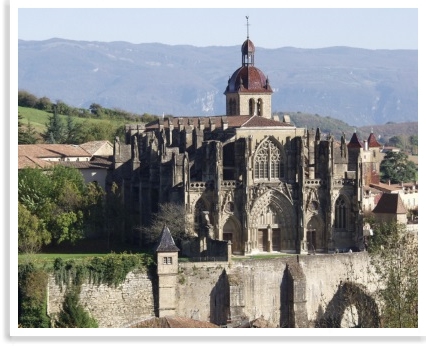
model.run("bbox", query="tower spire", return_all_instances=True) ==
[246,16,250,39]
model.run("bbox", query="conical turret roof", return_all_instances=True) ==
[155,225,180,252]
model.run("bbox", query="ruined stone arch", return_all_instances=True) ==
[249,188,296,252]
[221,215,243,254]
[316,281,380,328]
[253,136,285,181]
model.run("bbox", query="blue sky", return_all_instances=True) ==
[16,3,419,50]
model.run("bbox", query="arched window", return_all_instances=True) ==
[228,98,237,115]
[334,196,347,229]
[249,98,256,116]
[254,139,284,180]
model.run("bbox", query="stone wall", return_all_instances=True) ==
[46,253,376,328]
[47,270,156,328]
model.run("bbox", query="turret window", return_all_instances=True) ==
[163,257,173,265]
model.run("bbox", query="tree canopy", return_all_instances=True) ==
[18,166,105,251]
[380,151,417,184]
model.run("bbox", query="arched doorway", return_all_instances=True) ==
[223,216,242,254]
[306,215,325,253]
[250,189,296,253]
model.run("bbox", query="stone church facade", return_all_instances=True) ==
[112,34,381,256]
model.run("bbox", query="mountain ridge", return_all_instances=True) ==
[18,38,418,126]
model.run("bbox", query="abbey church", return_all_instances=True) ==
[112,30,382,256]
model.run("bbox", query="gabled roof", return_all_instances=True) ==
[79,141,113,156]
[372,193,407,214]
[239,115,293,128]
[18,155,53,169]
[155,225,180,252]
[19,144,91,159]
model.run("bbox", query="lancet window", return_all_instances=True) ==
[334,196,347,229]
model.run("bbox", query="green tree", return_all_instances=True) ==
[380,151,417,184]
[43,105,65,143]
[18,166,106,247]
[368,221,418,327]
[35,96,52,111]
[18,202,51,253]
[55,287,98,328]
[18,263,50,328]
[65,114,84,144]
[89,103,103,117]
[18,113,38,144]
[18,90,38,108]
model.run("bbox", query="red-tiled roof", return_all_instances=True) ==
[18,155,53,169]
[367,132,381,148]
[19,144,91,158]
[226,66,273,93]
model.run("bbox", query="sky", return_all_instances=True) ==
[15,2,419,50]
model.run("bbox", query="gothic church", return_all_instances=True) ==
[112,30,381,256]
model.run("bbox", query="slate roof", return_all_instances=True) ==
[347,132,363,148]
[372,193,407,214]
[155,225,180,252]
[129,316,219,328]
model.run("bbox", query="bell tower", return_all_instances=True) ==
[224,17,273,118]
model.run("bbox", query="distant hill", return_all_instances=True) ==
[281,112,417,144]
[18,38,417,126]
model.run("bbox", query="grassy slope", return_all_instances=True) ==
[18,106,128,135]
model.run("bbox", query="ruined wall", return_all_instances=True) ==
[46,253,375,328]
[298,252,374,323]
[175,262,231,326]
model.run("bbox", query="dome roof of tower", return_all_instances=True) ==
[225,66,273,94]
[241,39,255,54]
